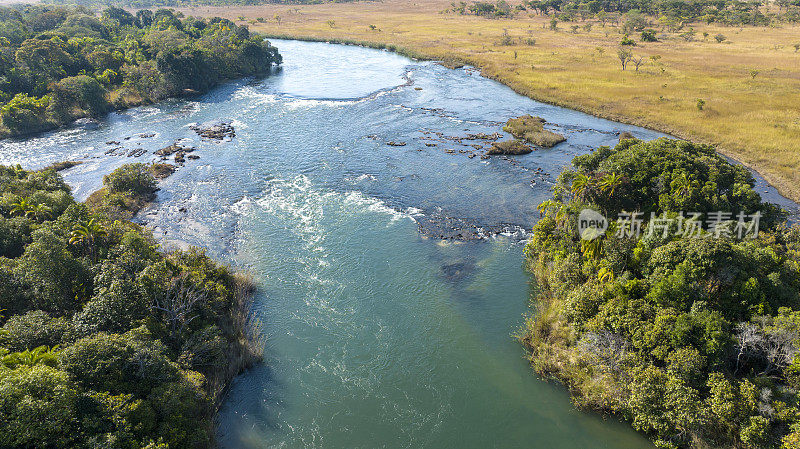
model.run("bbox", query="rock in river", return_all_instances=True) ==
[190,122,236,140]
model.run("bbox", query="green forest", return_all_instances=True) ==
[0,163,260,448]
[0,5,281,137]
[522,137,800,448]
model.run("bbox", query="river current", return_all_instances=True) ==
[3,39,796,448]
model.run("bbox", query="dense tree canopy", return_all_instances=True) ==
[0,164,260,448]
[523,138,800,449]
[0,5,281,136]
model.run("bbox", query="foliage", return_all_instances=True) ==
[0,164,260,448]
[0,5,281,136]
[468,0,514,18]
[522,138,800,448]
[103,163,157,197]
[522,0,790,26]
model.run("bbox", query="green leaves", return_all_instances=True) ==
[524,137,800,447]
[0,162,256,448]
[0,6,281,136]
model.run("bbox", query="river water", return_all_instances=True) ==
[3,39,796,448]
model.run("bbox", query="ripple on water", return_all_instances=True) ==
[10,38,792,449]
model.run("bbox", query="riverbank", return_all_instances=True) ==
[179,0,800,203]
[0,163,263,448]
[0,6,281,139]
[521,137,800,448]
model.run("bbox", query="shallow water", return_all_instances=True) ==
[2,39,796,448]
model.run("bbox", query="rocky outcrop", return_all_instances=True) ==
[503,115,566,148]
[190,122,235,140]
[487,139,532,155]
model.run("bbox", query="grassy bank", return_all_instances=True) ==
[179,0,800,202]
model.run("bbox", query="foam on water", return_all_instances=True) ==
[6,38,794,449]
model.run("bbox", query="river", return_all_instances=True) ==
[2,39,796,448]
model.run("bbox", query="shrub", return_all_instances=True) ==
[1,310,69,351]
[641,29,658,42]
[14,227,90,315]
[103,163,157,198]
[0,365,80,448]
[0,93,51,134]
[620,34,636,46]
[503,114,566,147]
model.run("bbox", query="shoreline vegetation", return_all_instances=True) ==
[522,137,800,448]
[0,163,263,448]
[172,0,800,203]
[0,4,281,138]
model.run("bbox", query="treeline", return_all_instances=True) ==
[452,0,800,25]
[45,0,355,8]
[0,163,260,448]
[0,5,282,137]
[522,138,800,449]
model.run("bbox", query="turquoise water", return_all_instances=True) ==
[5,38,792,448]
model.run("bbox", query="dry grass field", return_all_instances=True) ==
[179,0,800,202]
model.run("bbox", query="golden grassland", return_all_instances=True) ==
[179,0,800,202]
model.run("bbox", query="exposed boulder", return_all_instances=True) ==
[190,122,235,140]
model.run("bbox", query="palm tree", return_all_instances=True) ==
[11,164,26,179]
[1,346,59,369]
[537,199,567,226]
[32,203,52,221]
[598,266,614,283]
[599,172,623,198]
[9,197,35,217]
[672,172,692,198]
[70,218,108,261]
[580,236,603,260]
[571,173,592,202]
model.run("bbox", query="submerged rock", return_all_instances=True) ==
[386,141,406,146]
[503,115,566,148]
[416,212,527,241]
[440,260,475,281]
[465,132,502,141]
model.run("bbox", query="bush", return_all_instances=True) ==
[1,310,69,351]
[102,163,157,198]
[0,365,80,448]
[13,227,90,315]
[620,34,636,46]
[0,93,51,134]
[641,29,658,42]
[49,75,109,121]
[59,328,180,396]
